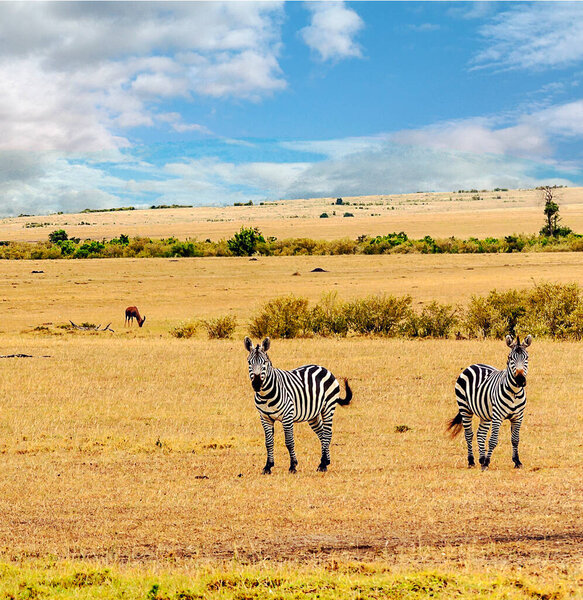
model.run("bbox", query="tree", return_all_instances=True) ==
[48,229,68,243]
[540,186,572,237]
[227,226,265,256]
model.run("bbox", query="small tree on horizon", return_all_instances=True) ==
[540,186,572,237]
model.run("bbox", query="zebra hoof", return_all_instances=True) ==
[262,468,272,475]
[289,467,297,474]
[317,464,328,472]
[468,463,475,469]
[514,462,523,469]
[481,465,489,471]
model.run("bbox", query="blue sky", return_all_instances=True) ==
[1,1,583,216]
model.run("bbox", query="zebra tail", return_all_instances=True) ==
[336,378,352,406]
[446,412,463,438]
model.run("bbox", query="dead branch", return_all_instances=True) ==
[69,321,115,332]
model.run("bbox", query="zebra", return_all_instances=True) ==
[447,334,532,471]
[244,337,352,474]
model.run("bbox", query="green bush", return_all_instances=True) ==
[202,315,237,339]
[48,229,68,243]
[170,321,199,339]
[249,295,310,338]
[227,226,265,256]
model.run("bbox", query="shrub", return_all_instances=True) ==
[227,226,265,256]
[320,212,329,218]
[405,301,459,338]
[465,290,526,338]
[309,292,349,337]
[202,315,237,339]
[170,321,199,338]
[520,282,582,338]
[48,229,68,243]
[345,294,412,336]
[249,295,310,338]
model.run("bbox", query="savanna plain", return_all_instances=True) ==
[0,192,582,599]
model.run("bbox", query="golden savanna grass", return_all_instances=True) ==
[1,186,583,242]
[1,200,583,597]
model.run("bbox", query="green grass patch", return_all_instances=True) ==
[0,561,577,600]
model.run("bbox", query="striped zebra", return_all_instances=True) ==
[244,337,352,474]
[447,335,532,471]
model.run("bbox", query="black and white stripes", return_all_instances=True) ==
[244,337,352,474]
[447,335,532,470]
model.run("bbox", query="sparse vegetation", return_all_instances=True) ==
[248,283,583,339]
[202,315,238,339]
[170,321,199,338]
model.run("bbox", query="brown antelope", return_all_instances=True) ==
[125,306,146,327]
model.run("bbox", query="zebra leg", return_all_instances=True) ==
[510,416,523,468]
[317,410,335,472]
[308,415,328,471]
[476,419,491,467]
[461,413,476,468]
[482,417,502,471]
[282,417,298,473]
[260,416,275,474]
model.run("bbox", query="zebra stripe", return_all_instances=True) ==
[448,334,532,471]
[244,337,352,474]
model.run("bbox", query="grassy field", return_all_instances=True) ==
[1,186,583,242]
[1,200,583,598]
[2,252,583,335]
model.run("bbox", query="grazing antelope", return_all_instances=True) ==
[125,306,146,327]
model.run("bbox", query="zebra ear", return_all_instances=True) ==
[244,337,253,352]
[505,335,514,348]
[262,337,271,352]
[522,334,532,347]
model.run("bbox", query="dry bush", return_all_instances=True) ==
[308,292,349,337]
[404,301,459,338]
[344,294,413,336]
[170,321,199,338]
[203,315,238,339]
[249,295,310,338]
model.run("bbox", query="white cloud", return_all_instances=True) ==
[301,1,363,61]
[0,151,129,217]
[474,3,583,70]
[0,2,286,152]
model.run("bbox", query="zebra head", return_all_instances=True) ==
[244,337,272,392]
[505,334,532,388]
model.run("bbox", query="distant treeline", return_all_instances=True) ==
[2,227,583,259]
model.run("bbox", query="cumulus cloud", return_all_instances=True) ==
[0,2,286,152]
[0,151,130,217]
[301,1,363,61]
[474,2,583,70]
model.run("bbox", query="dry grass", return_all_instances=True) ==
[2,252,583,334]
[1,202,583,595]
[1,187,583,242]
[0,335,581,576]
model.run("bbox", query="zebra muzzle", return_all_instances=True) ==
[252,375,262,391]
[515,373,526,387]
